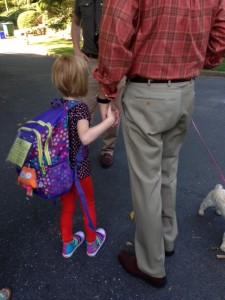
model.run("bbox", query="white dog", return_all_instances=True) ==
[198,184,225,252]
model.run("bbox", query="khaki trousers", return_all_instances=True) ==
[79,58,124,156]
[121,80,195,277]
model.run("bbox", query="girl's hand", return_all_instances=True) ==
[106,103,119,127]
[99,102,120,127]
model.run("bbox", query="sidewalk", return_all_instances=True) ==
[0,35,48,55]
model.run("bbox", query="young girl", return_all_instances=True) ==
[51,54,116,258]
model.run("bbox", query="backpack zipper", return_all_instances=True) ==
[19,127,46,174]
[31,121,52,165]
[26,121,52,166]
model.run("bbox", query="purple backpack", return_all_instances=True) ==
[8,98,94,229]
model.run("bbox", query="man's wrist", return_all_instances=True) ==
[96,97,110,104]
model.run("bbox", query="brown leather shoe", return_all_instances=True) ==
[101,153,113,168]
[118,250,167,288]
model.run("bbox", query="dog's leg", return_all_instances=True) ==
[215,200,225,216]
[198,197,214,216]
[220,232,225,252]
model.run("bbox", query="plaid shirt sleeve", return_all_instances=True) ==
[93,0,139,99]
[204,1,225,69]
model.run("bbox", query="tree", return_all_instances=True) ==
[37,0,73,21]
[11,0,36,8]
[4,0,8,11]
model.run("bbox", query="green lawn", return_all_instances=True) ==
[212,59,225,71]
[30,36,74,55]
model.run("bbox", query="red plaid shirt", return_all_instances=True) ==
[94,0,225,99]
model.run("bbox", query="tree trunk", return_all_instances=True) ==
[4,0,8,11]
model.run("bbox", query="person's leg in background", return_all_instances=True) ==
[101,77,125,167]
[82,58,120,168]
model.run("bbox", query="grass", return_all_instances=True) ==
[212,59,225,71]
[29,35,74,55]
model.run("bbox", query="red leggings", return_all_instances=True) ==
[60,176,97,243]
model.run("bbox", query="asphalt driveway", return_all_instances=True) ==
[0,51,225,300]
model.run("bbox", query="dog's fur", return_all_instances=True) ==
[198,184,225,252]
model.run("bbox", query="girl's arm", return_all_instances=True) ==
[77,103,116,145]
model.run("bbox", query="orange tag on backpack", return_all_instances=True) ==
[18,166,37,189]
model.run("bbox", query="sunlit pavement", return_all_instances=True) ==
[0,34,47,55]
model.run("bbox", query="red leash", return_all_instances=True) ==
[191,119,225,184]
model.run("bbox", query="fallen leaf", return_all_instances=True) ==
[216,254,225,259]
[126,241,133,247]
[211,247,219,251]
[129,210,135,220]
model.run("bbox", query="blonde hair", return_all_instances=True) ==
[51,54,89,98]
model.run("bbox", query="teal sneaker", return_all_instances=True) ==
[87,228,106,257]
[62,231,85,258]
[0,288,11,300]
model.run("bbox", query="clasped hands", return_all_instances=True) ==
[99,101,120,127]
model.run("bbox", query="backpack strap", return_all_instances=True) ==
[73,145,95,230]
[51,98,63,108]
[51,99,94,229]
[51,98,79,111]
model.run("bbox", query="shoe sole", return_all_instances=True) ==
[165,250,175,257]
[101,164,112,169]
[62,235,85,258]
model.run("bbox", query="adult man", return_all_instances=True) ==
[71,0,122,168]
[94,0,225,288]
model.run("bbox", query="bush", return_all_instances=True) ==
[0,16,11,22]
[17,10,40,29]
[48,22,66,31]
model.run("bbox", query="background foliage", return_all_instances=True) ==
[0,0,74,29]
[17,10,40,29]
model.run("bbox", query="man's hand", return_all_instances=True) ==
[99,102,120,127]
[74,49,90,62]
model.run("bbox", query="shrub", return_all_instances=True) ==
[48,22,66,31]
[0,16,11,22]
[17,10,40,29]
